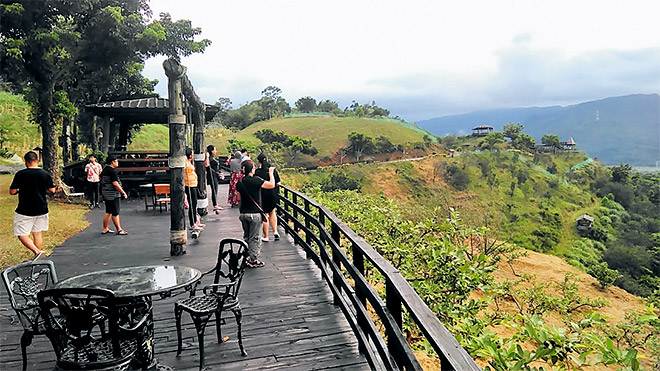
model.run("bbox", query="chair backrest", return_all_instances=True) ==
[212,238,249,295]
[154,183,170,196]
[2,260,58,331]
[37,288,121,362]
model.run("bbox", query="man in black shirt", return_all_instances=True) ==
[9,151,56,260]
[236,160,275,267]
[100,156,128,235]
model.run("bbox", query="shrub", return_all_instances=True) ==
[588,262,621,290]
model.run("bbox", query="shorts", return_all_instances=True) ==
[105,198,121,216]
[14,213,49,236]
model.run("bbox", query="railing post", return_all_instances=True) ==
[304,201,312,246]
[386,278,403,369]
[292,192,299,233]
[353,244,366,307]
[331,223,342,306]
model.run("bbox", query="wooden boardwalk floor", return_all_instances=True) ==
[0,184,370,370]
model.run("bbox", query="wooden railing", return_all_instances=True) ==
[277,185,480,371]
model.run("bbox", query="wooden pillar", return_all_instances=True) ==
[183,77,207,216]
[108,118,117,151]
[117,119,129,151]
[101,115,111,154]
[164,58,188,256]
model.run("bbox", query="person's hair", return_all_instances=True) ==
[241,159,254,175]
[24,151,38,163]
[206,144,215,155]
[257,152,268,167]
[88,154,96,159]
[240,148,247,154]
[105,155,117,164]
[185,147,193,159]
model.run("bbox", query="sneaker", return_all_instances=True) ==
[213,205,223,211]
[194,222,206,229]
[261,237,269,242]
[246,259,265,268]
[274,233,280,241]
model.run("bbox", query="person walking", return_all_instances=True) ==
[227,151,243,207]
[84,154,102,209]
[205,144,223,213]
[236,160,275,268]
[185,147,204,230]
[254,153,281,242]
[100,156,128,235]
[9,151,56,260]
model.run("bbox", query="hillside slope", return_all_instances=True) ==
[417,94,660,166]
[209,116,430,159]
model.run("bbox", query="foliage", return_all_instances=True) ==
[443,163,471,191]
[345,132,374,162]
[541,134,561,148]
[295,96,317,112]
[295,186,654,369]
[588,262,622,290]
[253,128,318,166]
[0,0,210,178]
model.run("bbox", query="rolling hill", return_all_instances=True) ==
[417,94,660,166]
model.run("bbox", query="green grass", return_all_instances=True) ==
[0,174,89,269]
[127,123,169,150]
[0,91,41,164]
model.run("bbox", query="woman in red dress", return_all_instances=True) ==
[227,151,243,207]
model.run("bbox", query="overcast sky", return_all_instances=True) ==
[142,0,660,122]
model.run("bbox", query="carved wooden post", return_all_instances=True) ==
[164,58,188,256]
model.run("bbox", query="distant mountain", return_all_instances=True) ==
[416,94,660,166]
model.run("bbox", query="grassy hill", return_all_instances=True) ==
[0,91,41,164]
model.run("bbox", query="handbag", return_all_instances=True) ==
[239,179,267,222]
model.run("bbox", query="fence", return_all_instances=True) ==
[277,185,480,370]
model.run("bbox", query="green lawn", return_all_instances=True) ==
[0,174,89,269]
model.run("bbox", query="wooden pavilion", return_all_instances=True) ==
[472,124,494,136]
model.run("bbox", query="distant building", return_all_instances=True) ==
[472,125,493,137]
[561,137,577,150]
[576,214,594,232]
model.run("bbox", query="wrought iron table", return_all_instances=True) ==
[56,265,201,370]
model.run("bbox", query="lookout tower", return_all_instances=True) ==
[472,125,493,137]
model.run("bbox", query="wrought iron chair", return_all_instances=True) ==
[2,260,59,370]
[37,287,146,371]
[175,238,249,370]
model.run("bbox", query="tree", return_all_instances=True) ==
[482,132,504,150]
[295,96,317,113]
[0,0,210,180]
[346,132,374,162]
[611,163,632,184]
[317,99,341,114]
[502,122,524,142]
[512,133,536,151]
[541,134,561,148]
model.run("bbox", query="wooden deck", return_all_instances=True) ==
[0,184,370,370]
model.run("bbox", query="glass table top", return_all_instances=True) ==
[56,265,201,298]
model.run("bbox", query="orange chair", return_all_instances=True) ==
[153,184,171,213]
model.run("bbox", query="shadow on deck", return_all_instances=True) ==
[0,184,370,370]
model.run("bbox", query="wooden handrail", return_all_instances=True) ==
[277,185,480,370]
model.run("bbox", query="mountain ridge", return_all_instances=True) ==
[416,93,660,166]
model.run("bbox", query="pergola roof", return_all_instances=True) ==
[85,97,219,123]
[472,125,494,130]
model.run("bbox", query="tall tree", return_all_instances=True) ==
[502,122,524,142]
[0,0,210,180]
[541,134,561,148]
[346,132,374,162]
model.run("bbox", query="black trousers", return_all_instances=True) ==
[185,186,198,226]
[86,181,100,205]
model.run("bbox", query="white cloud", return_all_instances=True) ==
[143,0,660,121]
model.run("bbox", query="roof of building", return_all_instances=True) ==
[566,137,576,145]
[472,125,494,130]
[576,214,594,222]
[85,97,219,123]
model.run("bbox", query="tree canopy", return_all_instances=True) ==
[0,0,210,178]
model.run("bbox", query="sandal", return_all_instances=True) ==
[102,229,115,234]
[117,230,128,235]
